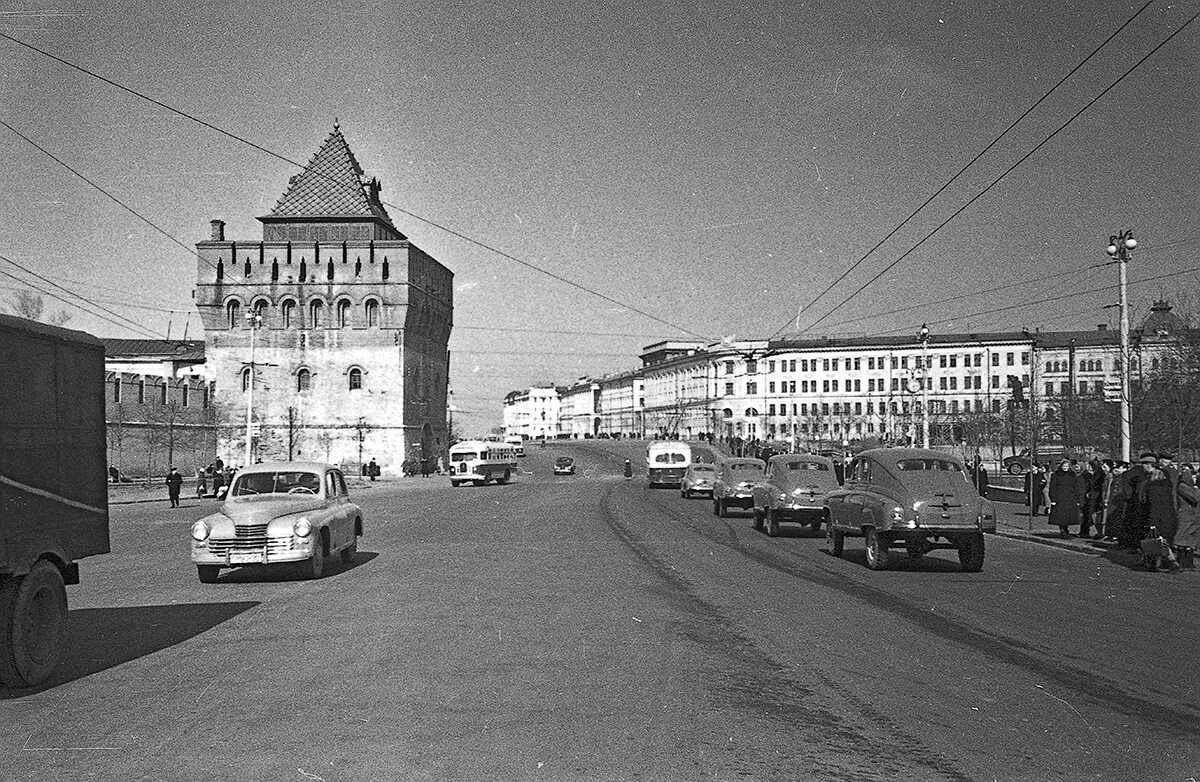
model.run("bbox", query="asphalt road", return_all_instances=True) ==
[2,441,1197,781]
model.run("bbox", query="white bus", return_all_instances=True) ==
[504,434,526,457]
[647,441,692,487]
[449,440,519,487]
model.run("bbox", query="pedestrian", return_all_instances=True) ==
[1119,453,1159,551]
[436,456,445,475]
[1140,452,1182,571]
[166,466,183,508]
[1174,464,1200,568]
[196,467,207,499]
[421,457,431,478]
[368,458,378,482]
[1081,459,1105,539]
[1023,463,1046,517]
[1048,459,1082,537]
[973,457,989,499]
[624,459,633,479]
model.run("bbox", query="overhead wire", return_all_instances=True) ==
[0,259,162,338]
[0,31,714,343]
[795,7,1200,337]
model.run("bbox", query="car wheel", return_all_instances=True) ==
[450,480,461,487]
[717,498,728,518]
[302,544,325,580]
[196,565,220,584]
[1007,463,1024,475]
[752,507,764,531]
[766,510,780,538]
[712,498,719,516]
[0,560,67,688]
[958,533,985,572]
[809,519,823,535]
[864,528,891,571]
[340,537,358,566]
[826,522,844,557]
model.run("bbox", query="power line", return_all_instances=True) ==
[0,260,162,338]
[797,8,1200,336]
[0,32,714,343]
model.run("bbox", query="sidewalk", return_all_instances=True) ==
[989,499,1114,556]
[106,476,404,505]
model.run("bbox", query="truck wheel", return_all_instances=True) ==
[450,480,461,487]
[0,561,67,688]
[864,529,891,571]
[196,565,220,583]
[826,523,845,557]
[809,519,823,535]
[497,470,511,484]
[1008,463,1024,475]
[752,507,764,531]
[766,510,781,537]
[959,533,985,572]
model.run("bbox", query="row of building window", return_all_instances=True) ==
[725,398,995,419]
[227,298,380,329]
[112,379,208,407]
[217,256,390,283]
[727,374,1027,397]
[241,366,365,393]
[726,352,1030,376]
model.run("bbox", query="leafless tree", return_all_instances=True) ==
[5,290,71,326]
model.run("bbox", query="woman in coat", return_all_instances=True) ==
[1024,464,1047,517]
[1174,466,1200,567]
[1048,459,1082,537]
[1140,455,1181,571]
[1081,459,1106,539]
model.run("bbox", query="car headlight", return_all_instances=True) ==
[190,521,210,541]
[778,492,789,502]
[293,518,312,537]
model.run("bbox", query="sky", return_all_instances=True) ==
[1,0,1197,435]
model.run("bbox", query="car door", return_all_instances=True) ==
[324,470,346,547]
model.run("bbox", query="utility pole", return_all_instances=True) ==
[288,406,297,461]
[920,324,930,449]
[243,310,262,466]
[1107,230,1136,463]
[356,416,366,472]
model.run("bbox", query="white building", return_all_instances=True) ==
[503,386,560,439]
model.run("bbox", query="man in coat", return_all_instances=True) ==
[1024,463,1047,517]
[166,466,183,508]
[1048,459,1082,537]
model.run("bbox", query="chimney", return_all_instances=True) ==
[1097,324,1107,331]
[210,220,226,241]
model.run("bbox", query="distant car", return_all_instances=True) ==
[189,461,363,583]
[751,454,839,536]
[1002,447,1065,475]
[711,458,766,517]
[825,448,995,572]
[680,463,717,499]
[553,456,576,475]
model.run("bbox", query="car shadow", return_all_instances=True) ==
[0,600,260,698]
[830,546,966,573]
[211,551,379,583]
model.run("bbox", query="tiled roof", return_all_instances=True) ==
[267,125,396,226]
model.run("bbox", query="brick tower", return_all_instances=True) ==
[194,124,453,474]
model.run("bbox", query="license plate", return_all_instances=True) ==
[229,549,264,565]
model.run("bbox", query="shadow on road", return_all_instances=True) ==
[209,550,379,584]
[0,600,260,699]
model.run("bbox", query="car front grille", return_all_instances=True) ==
[207,524,293,556]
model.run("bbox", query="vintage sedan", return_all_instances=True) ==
[825,448,994,572]
[553,456,576,475]
[680,462,717,499]
[189,461,363,582]
[711,457,766,517]
[751,454,838,536]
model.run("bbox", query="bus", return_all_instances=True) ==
[504,434,526,457]
[449,440,519,487]
[646,441,692,487]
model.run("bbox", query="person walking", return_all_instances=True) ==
[1048,459,1082,537]
[1174,464,1200,568]
[166,466,183,508]
[1024,463,1047,517]
[973,458,989,499]
[368,458,378,482]
[1081,459,1105,539]
[195,467,208,499]
[1141,452,1182,571]
[1119,453,1159,552]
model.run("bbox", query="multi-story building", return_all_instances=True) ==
[558,380,601,439]
[194,124,453,474]
[503,387,560,439]
[597,370,644,437]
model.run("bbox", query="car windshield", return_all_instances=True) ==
[556,458,573,465]
[232,471,321,496]
[728,462,761,472]
[691,465,715,473]
[452,452,478,461]
[654,452,688,463]
[787,462,829,471]
[894,459,961,472]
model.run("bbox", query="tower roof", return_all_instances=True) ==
[263,124,400,232]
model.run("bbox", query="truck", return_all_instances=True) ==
[0,314,110,687]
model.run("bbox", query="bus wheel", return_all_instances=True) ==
[497,470,511,484]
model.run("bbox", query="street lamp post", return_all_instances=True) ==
[244,309,262,467]
[920,324,930,449]
[1106,230,1136,463]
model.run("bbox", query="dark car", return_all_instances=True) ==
[553,456,576,475]
[824,448,995,572]
[1001,447,1065,475]
[711,458,766,517]
[680,462,717,499]
[751,454,839,536]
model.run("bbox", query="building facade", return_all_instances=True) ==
[194,125,453,474]
[503,386,560,439]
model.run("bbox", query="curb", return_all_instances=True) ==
[989,529,1107,555]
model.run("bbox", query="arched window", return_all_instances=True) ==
[309,300,324,328]
[241,367,252,393]
[336,299,351,328]
[252,298,268,324]
[226,300,241,329]
[348,367,363,391]
[365,299,379,327]
[296,368,311,392]
[722,408,733,419]
[745,407,759,417]
[281,299,295,328]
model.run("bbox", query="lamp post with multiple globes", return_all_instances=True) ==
[1106,230,1136,464]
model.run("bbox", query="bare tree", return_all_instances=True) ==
[6,290,71,326]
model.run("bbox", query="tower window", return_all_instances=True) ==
[309,300,324,328]
[336,299,351,328]
[226,300,241,329]
[365,299,379,327]
[297,368,311,392]
[349,368,363,391]
[281,300,295,328]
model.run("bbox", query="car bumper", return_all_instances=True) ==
[774,503,825,520]
[722,493,754,508]
[191,538,316,566]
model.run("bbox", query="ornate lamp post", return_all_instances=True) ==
[919,324,930,449]
[1106,230,1136,463]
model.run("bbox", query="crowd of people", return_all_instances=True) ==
[1023,453,1200,571]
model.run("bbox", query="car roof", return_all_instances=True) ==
[767,454,834,467]
[720,457,765,468]
[234,461,336,475]
[854,448,963,465]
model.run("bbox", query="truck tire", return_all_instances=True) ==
[864,528,891,571]
[958,533,986,572]
[497,470,511,485]
[0,560,67,688]
[196,565,220,583]
[826,522,844,557]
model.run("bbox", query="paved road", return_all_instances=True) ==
[2,441,1197,781]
